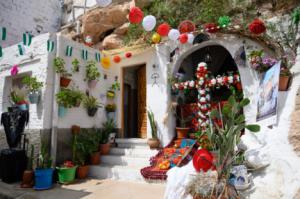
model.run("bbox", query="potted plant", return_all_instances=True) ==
[56,88,74,117]
[175,105,191,139]
[107,82,120,99]
[103,119,117,146]
[22,75,43,104]
[87,129,101,165]
[70,88,84,107]
[21,144,34,188]
[34,140,53,190]
[10,88,29,111]
[83,95,102,117]
[85,61,100,89]
[105,104,116,120]
[56,160,77,184]
[54,57,72,88]
[147,110,160,149]
[72,58,80,73]
[71,125,81,135]
[279,67,292,91]
[185,95,260,198]
[99,120,115,155]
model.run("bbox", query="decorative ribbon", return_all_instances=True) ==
[0,27,6,41]
[95,52,101,62]
[47,40,55,52]
[23,33,33,46]
[18,43,25,55]
[81,49,88,60]
[65,45,73,56]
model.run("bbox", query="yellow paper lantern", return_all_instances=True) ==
[151,33,161,44]
[101,57,111,69]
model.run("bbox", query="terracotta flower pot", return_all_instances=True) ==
[176,127,189,139]
[90,152,101,165]
[147,138,160,149]
[60,77,71,88]
[279,75,290,91]
[99,143,110,155]
[71,125,80,135]
[21,170,34,188]
[76,165,89,179]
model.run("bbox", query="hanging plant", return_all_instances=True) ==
[248,19,266,35]
[22,76,43,104]
[72,58,80,73]
[85,60,100,89]
[54,57,72,87]
[83,95,102,117]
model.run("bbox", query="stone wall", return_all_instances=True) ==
[0,0,62,47]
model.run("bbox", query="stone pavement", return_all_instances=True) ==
[0,179,166,199]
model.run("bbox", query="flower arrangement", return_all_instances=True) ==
[249,50,277,73]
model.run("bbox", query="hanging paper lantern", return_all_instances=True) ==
[125,52,132,58]
[218,16,231,28]
[151,33,161,44]
[204,23,219,33]
[187,33,195,44]
[193,149,214,172]
[179,34,188,44]
[11,65,19,76]
[168,29,180,41]
[113,55,121,63]
[96,0,112,7]
[157,23,170,37]
[248,19,266,35]
[128,7,144,24]
[142,15,156,32]
[101,57,111,69]
[178,20,196,34]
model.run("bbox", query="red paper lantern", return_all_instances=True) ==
[193,149,214,172]
[249,19,266,34]
[178,20,196,34]
[125,52,132,58]
[128,7,144,24]
[204,23,219,33]
[157,23,171,36]
[179,34,188,44]
[113,55,121,63]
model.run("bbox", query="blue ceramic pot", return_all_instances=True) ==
[34,168,54,190]
[18,104,28,111]
[28,92,40,104]
[58,106,67,117]
[106,112,116,120]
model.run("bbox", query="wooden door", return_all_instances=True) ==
[137,65,147,138]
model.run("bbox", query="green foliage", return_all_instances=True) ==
[37,140,52,169]
[111,82,120,91]
[105,104,116,112]
[124,24,148,46]
[83,95,101,109]
[10,88,27,104]
[207,95,260,180]
[99,120,116,144]
[147,110,158,139]
[56,88,84,108]
[72,58,80,73]
[27,144,34,170]
[75,129,99,165]
[22,76,43,92]
[85,60,100,81]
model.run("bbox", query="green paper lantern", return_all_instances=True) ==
[218,16,231,28]
[292,8,300,25]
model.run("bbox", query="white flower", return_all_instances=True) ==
[200,97,206,103]
[199,89,206,95]
[206,94,210,101]
[228,76,234,84]
[217,76,223,84]
[189,81,195,87]
[211,78,216,85]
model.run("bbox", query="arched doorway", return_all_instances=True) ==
[172,44,243,132]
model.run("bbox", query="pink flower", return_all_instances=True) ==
[10,65,19,76]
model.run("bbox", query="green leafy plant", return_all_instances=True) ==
[37,140,52,169]
[10,88,27,105]
[56,88,84,108]
[70,88,84,107]
[111,82,120,91]
[85,61,100,81]
[147,110,158,139]
[22,76,43,93]
[100,120,116,144]
[72,58,80,73]
[83,95,101,109]
[54,57,71,77]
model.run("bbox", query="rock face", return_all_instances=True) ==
[102,34,124,49]
[289,87,300,156]
[81,2,130,45]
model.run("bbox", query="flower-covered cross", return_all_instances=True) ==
[172,62,241,130]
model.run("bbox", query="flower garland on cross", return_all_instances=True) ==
[172,62,241,130]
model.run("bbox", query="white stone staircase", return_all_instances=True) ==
[89,138,158,182]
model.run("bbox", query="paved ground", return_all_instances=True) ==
[0,179,166,199]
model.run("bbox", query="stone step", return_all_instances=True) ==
[116,138,149,149]
[101,155,150,166]
[89,164,145,182]
[110,147,158,157]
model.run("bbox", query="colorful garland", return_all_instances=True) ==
[172,62,241,130]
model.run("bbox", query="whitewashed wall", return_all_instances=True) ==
[0,0,62,47]
[55,35,120,128]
